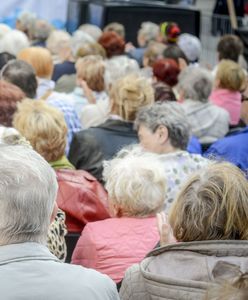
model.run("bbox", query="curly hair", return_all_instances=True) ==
[13,99,67,162]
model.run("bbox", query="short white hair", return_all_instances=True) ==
[0,30,30,56]
[0,24,11,40]
[0,145,57,245]
[70,30,95,57]
[104,55,140,89]
[78,24,102,41]
[104,149,166,217]
[46,30,71,55]
[138,22,159,46]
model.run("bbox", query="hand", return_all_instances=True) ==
[156,212,176,246]
[125,42,135,52]
[77,78,96,104]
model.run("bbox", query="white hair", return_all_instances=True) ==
[104,55,140,89]
[70,30,95,57]
[138,21,159,46]
[0,24,11,40]
[0,145,57,245]
[46,30,71,55]
[78,24,102,41]
[104,148,166,217]
[0,30,29,56]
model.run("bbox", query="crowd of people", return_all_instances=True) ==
[0,10,248,300]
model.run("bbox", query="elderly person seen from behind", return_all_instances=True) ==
[72,152,166,285]
[135,102,209,209]
[177,66,230,144]
[0,145,119,299]
[120,162,248,300]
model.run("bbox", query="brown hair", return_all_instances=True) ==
[109,74,154,121]
[13,99,67,162]
[76,42,106,59]
[169,162,248,242]
[216,59,245,91]
[0,80,25,126]
[17,47,54,78]
[76,55,105,92]
[217,35,243,63]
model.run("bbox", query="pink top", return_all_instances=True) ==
[209,88,242,125]
[71,217,159,283]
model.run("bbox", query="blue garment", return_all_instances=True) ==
[127,48,146,67]
[47,96,82,154]
[204,126,248,173]
[52,61,76,82]
[187,136,202,154]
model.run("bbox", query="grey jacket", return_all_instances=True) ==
[119,240,248,300]
[0,242,119,300]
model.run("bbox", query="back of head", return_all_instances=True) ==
[78,23,102,41]
[1,59,37,98]
[153,58,180,86]
[177,66,213,102]
[0,144,57,245]
[216,59,245,91]
[110,74,154,121]
[0,30,29,56]
[138,22,159,47]
[13,99,67,162]
[98,32,125,58]
[0,52,15,70]
[76,42,106,59]
[46,30,71,56]
[217,35,243,63]
[178,33,202,63]
[0,80,25,126]
[104,56,139,89]
[70,30,94,58]
[76,55,105,92]
[104,150,166,217]
[30,19,52,42]
[103,22,125,39]
[169,162,248,242]
[163,44,189,65]
[18,47,53,78]
[16,11,36,36]
[135,101,190,150]
[143,41,166,67]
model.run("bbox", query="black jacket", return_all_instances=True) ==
[68,119,138,182]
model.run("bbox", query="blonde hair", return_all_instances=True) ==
[18,47,53,78]
[104,152,166,217]
[76,55,105,92]
[169,162,248,242]
[76,42,106,59]
[13,99,67,162]
[216,59,246,91]
[110,74,154,121]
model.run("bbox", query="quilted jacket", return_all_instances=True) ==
[119,240,248,300]
[56,169,110,233]
[71,217,159,283]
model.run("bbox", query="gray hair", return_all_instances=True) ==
[0,30,29,56]
[104,55,139,89]
[78,24,102,41]
[30,19,52,41]
[177,66,213,102]
[135,102,191,150]
[46,30,71,55]
[138,22,159,46]
[70,30,95,57]
[0,145,57,245]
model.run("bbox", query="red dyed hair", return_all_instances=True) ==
[153,58,180,86]
[98,32,125,58]
[0,80,25,126]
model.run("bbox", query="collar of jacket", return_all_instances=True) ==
[0,242,60,266]
[96,118,135,132]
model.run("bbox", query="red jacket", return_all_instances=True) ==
[56,169,110,233]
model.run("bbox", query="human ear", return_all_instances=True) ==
[50,202,58,224]
[157,125,169,144]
